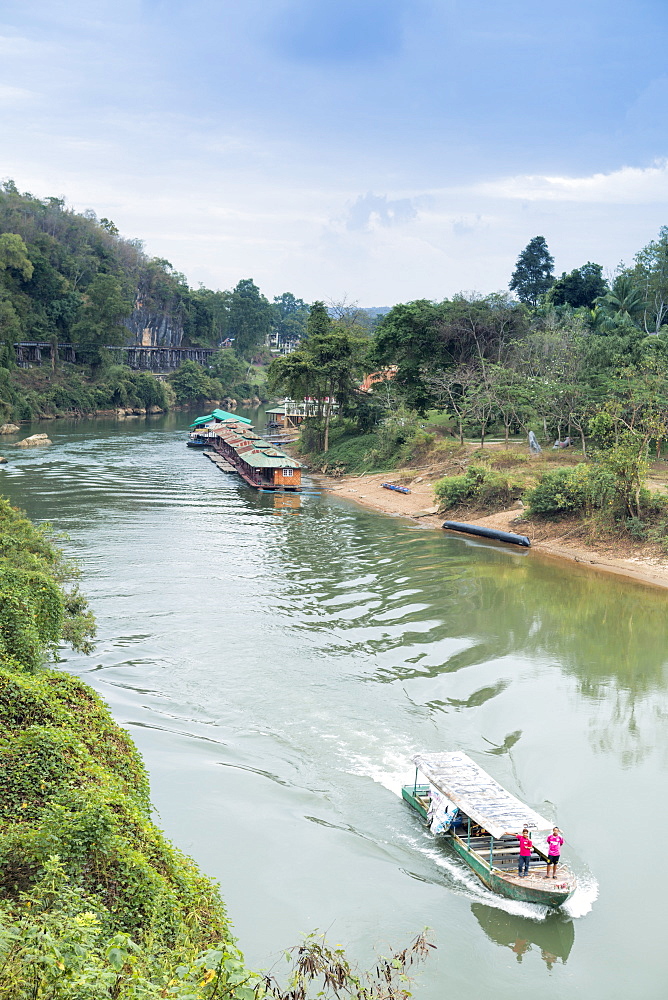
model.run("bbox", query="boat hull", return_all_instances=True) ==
[401,784,574,908]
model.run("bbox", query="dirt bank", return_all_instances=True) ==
[316,468,668,593]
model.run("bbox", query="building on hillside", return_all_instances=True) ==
[265,398,339,429]
[268,330,302,356]
[359,367,398,392]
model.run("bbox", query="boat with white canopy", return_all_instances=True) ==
[402,751,576,907]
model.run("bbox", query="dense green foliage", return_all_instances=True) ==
[434,464,524,510]
[0,497,255,998]
[0,182,325,415]
[547,262,607,309]
[0,182,230,353]
[0,365,171,421]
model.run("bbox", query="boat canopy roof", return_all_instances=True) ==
[190,409,252,428]
[413,751,552,839]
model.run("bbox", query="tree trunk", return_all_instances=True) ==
[579,426,587,459]
[458,416,464,445]
[323,400,332,453]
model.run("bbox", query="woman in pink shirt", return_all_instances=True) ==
[545,827,564,878]
[503,827,533,877]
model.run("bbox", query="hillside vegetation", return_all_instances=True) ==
[0,497,252,998]
[0,182,311,418]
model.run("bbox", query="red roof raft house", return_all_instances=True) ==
[190,410,302,491]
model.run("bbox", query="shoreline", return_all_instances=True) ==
[314,469,668,594]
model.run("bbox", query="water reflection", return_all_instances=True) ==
[272,493,302,515]
[470,902,575,970]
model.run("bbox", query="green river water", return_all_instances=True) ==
[3,413,668,998]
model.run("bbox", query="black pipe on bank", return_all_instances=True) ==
[442,520,531,548]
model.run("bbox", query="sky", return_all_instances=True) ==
[1,0,668,305]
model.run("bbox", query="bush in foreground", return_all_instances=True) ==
[434,464,524,511]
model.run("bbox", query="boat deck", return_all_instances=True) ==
[203,450,237,474]
[460,834,569,882]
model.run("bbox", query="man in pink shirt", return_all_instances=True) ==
[503,827,533,877]
[545,826,564,878]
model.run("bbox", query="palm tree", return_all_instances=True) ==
[593,274,644,332]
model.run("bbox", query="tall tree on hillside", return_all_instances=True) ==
[228,279,273,358]
[0,233,34,281]
[272,292,309,349]
[0,233,33,365]
[70,274,133,367]
[305,300,332,340]
[509,236,555,307]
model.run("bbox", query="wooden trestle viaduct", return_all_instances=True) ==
[14,344,213,371]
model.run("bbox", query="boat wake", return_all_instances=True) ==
[344,746,413,795]
[397,829,552,920]
[561,871,598,918]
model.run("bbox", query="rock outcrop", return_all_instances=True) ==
[13,434,52,447]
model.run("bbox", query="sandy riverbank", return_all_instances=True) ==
[315,468,668,593]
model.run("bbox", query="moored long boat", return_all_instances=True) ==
[402,751,576,908]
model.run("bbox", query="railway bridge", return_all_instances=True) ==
[14,344,214,371]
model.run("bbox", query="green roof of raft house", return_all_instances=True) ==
[190,408,252,428]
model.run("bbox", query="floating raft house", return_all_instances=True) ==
[189,410,302,491]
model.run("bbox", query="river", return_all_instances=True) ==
[3,413,668,998]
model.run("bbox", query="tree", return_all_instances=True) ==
[72,274,132,352]
[208,349,246,392]
[423,363,478,443]
[187,287,231,346]
[371,299,451,411]
[271,292,308,352]
[0,233,33,281]
[629,227,668,334]
[371,295,527,413]
[268,326,366,451]
[509,236,555,307]
[168,360,222,404]
[305,300,332,340]
[228,279,273,358]
[70,274,133,367]
[548,262,607,309]
[594,273,644,332]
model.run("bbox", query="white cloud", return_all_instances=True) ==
[476,160,668,204]
[0,85,35,104]
[343,192,419,231]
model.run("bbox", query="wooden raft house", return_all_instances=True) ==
[188,410,302,491]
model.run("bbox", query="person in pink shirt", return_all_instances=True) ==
[545,826,564,879]
[503,827,533,877]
